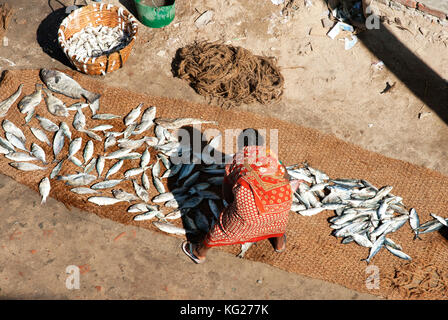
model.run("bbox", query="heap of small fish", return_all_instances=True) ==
[285,164,448,263]
[66,25,131,59]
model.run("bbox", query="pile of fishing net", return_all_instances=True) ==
[175,41,284,108]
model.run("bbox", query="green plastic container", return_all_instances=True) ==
[134,0,175,28]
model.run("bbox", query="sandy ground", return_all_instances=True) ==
[0,0,446,299]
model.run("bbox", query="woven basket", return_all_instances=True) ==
[58,3,138,75]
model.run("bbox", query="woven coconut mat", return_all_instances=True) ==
[1,69,448,299]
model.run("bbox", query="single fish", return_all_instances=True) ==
[43,88,69,117]
[363,235,386,263]
[88,196,126,206]
[208,199,221,220]
[122,123,137,140]
[152,158,161,178]
[180,196,203,209]
[152,192,176,203]
[6,132,28,152]
[68,137,82,158]
[39,177,51,204]
[154,117,218,129]
[112,189,139,202]
[104,134,116,152]
[0,84,23,117]
[53,128,65,160]
[24,109,35,124]
[409,208,421,240]
[351,233,373,248]
[128,203,159,213]
[105,159,123,180]
[73,108,86,131]
[134,211,160,221]
[10,162,46,171]
[89,124,113,131]
[30,143,47,164]
[0,136,16,152]
[117,137,147,150]
[140,148,150,168]
[116,152,141,160]
[178,163,196,181]
[152,221,186,236]
[66,102,89,111]
[153,176,165,193]
[92,113,121,120]
[165,209,183,220]
[84,157,97,174]
[124,167,146,179]
[30,127,51,146]
[96,155,105,178]
[5,152,38,162]
[141,106,156,123]
[0,145,9,154]
[385,245,411,260]
[91,179,123,190]
[430,213,448,227]
[237,242,255,258]
[194,210,210,233]
[18,84,42,114]
[36,115,59,132]
[40,69,100,103]
[80,129,102,142]
[124,103,143,126]
[83,140,94,164]
[104,148,131,159]
[70,187,98,194]
[59,173,97,187]
[142,171,150,190]
[133,179,150,203]
[60,122,72,141]
[132,120,154,136]
[183,171,201,189]
[50,159,64,179]
[2,120,26,142]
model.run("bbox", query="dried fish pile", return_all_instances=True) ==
[66,25,131,59]
[285,164,448,263]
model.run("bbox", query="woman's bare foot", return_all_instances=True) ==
[273,235,286,252]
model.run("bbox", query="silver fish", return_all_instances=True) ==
[237,242,255,258]
[161,163,182,178]
[134,211,159,221]
[73,108,86,130]
[152,221,186,235]
[385,245,411,260]
[88,196,126,206]
[18,84,42,114]
[152,158,161,178]
[59,173,97,187]
[0,84,23,117]
[60,122,72,141]
[141,106,156,123]
[68,137,82,158]
[89,99,99,115]
[140,148,150,168]
[105,159,123,180]
[96,155,105,178]
[67,102,89,111]
[36,115,59,132]
[70,187,98,195]
[92,113,121,120]
[153,176,165,193]
[142,171,150,190]
[154,118,218,130]
[124,167,146,179]
[152,192,175,203]
[89,124,113,132]
[132,120,154,136]
[83,140,94,164]
[430,213,448,227]
[104,148,131,159]
[5,152,38,162]
[70,156,83,167]
[351,233,373,248]
[363,235,386,263]
[124,103,143,126]
[80,129,102,142]
[6,132,27,152]
[117,137,147,150]
[104,134,116,152]
[2,120,26,142]
[128,203,159,213]
[116,152,141,160]
[165,209,183,220]
[43,88,69,117]
[53,128,65,160]
[123,123,137,140]
[91,179,123,190]
[112,189,139,202]
[39,177,51,204]
[50,159,64,179]
[10,162,46,171]
[24,109,35,124]
[30,143,47,164]
[132,179,150,203]
[409,208,421,240]
[30,127,51,146]
[0,145,9,154]
[40,69,100,103]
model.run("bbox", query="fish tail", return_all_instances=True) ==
[82,90,101,104]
